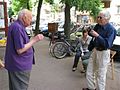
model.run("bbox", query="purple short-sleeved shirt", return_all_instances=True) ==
[5,20,33,71]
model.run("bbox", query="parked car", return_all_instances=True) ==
[112,28,120,62]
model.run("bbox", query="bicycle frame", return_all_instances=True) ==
[50,37,80,59]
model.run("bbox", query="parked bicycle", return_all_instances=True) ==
[49,24,93,59]
[50,35,80,59]
[49,31,66,57]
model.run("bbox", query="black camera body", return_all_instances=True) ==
[87,26,93,36]
[87,26,92,32]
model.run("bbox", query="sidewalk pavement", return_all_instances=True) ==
[0,37,120,90]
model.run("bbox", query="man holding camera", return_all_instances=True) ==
[83,10,116,90]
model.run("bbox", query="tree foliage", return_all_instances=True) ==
[45,0,54,4]
[59,0,102,38]
[77,0,102,20]
[61,0,102,19]
[8,7,14,18]
[10,0,102,37]
[11,0,32,14]
[51,3,61,13]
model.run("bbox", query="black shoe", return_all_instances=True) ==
[72,67,77,72]
[82,88,90,90]
[82,88,96,90]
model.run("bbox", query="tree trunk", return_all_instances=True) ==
[27,0,30,10]
[34,0,43,35]
[64,3,71,39]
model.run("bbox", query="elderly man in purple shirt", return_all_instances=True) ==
[5,9,44,90]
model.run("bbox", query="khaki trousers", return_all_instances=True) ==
[86,49,110,90]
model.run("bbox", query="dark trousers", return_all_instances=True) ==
[73,50,91,68]
[73,50,82,68]
[8,70,31,90]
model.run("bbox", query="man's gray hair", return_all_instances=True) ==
[17,9,31,20]
[99,10,111,20]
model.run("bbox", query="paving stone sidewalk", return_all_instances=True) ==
[0,38,120,90]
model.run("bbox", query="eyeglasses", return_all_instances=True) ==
[97,16,103,19]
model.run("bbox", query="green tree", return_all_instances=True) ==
[61,0,80,39]
[26,0,54,35]
[8,7,14,18]
[34,0,43,35]
[64,1,71,39]
[34,0,54,35]
[78,0,102,21]
[12,0,32,14]
[35,0,102,37]
[45,0,54,4]
[60,0,102,39]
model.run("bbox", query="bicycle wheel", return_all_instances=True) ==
[52,42,68,59]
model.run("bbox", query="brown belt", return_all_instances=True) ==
[95,47,107,51]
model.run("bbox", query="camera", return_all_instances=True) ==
[87,26,92,32]
[87,26,94,36]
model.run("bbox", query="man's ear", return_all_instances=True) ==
[23,15,27,21]
[22,15,27,25]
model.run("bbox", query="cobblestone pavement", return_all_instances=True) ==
[0,37,120,90]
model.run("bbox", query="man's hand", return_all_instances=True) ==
[89,30,99,37]
[17,34,44,54]
[32,34,44,43]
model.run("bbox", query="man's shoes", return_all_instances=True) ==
[82,88,89,90]
[82,88,96,90]
[72,67,77,72]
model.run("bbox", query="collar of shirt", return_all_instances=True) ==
[17,19,26,29]
[99,23,110,30]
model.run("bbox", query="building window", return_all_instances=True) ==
[117,6,120,14]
